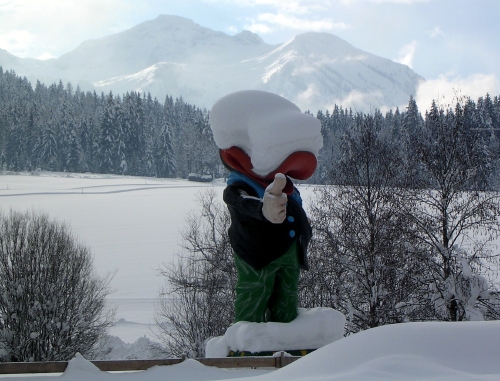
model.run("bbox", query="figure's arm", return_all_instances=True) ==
[224,174,288,224]
[223,181,266,220]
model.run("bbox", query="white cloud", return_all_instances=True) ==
[0,30,39,57]
[395,40,417,68]
[430,26,445,38]
[342,0,430,4]
[227,25,239,34]
[212,1,347,35]
[377,0,429,3]
[332,89,386,112]
[36,52,57,60]
[245,13,349,34]
[415,73,500,112]
[216,0,333,14]
[0,0,132,58]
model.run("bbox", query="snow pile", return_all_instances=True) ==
[209,90,323,176]
[267,320,500,381]
[8,321,500,381]
[61,356,271,381]
[64,353,101,376]
[205,307,345,357]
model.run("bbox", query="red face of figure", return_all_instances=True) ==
[220,146,317,195]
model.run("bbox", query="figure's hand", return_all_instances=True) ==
[262,173,287,224]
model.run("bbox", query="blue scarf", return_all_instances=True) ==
[227,171,302,205]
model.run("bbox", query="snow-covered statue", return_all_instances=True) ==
[209,90,322,325]
[207,90,345,357]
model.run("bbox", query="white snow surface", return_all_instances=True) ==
[206,307,345,357]
[2,173,500,380]
[2,321,500,380]
[0,172,231,344]
[209,90,323,176]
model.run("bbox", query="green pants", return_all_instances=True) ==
[233,242,300,323]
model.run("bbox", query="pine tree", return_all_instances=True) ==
[96,93,120,174]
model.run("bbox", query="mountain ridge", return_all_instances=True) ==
[0,14,424,111]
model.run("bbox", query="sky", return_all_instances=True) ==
[0,0,499,106]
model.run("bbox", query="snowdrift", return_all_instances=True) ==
[263,320,500,381]
[11,320,500,381]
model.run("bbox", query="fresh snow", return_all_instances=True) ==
[0,172,230,343]
[1,321,499,380]
[209,90,323,176]
[206,307,345,357]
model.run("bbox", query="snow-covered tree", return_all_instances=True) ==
[96,92,120,174]
[0,210,115,362]
[403,100,500,321]
[303,114,424,333]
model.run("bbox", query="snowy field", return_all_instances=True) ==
[1,171,500,380]
[0,171,237,343]
[0,171,318,344]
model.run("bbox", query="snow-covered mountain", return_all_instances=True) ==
[0,15,424,112]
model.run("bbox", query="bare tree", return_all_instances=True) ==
[301,114,425,333]
[402,100,500,321]
[154,189,236,357]
[0,210,115,362]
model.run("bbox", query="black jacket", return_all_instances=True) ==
[223,180,312,270]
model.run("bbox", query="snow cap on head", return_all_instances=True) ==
[209,90,323,177]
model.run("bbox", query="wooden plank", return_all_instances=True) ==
[0,361,67,374]
[91,359,183,371]
[198,357,277,368]
[0,356,301,374]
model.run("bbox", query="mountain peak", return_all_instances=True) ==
[0,15,423,112]
[233,30,266,45]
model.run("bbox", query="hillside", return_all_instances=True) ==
[0,15,423,111]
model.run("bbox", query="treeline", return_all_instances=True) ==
[2,67,500,190]
[311,94,500,189]
[0,67,221,179]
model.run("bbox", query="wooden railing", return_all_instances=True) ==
[0,352,300,374]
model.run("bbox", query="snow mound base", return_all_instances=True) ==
[271,320,500,381]
[206,307,345,357]
[209,90,323,176]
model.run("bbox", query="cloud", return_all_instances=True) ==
[395,40,417,68]
[415,73,500,112]
[429,26,445,38]
[379,0,429,3]
[0,30,40,57]
[0,0,132,58]
[218,0,333,14]
[227,25,239,34]
[246,12,349,34]
[210,0,347,35]
[342,0,430,4]
[36,52,57,60]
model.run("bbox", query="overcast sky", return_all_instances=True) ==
[0,0,499,108]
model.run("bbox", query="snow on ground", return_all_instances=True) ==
[206,307,346,357]
[0,171,317,345]
[1,321,499,380]
[0,171,233,343]
[2,172,500,380]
